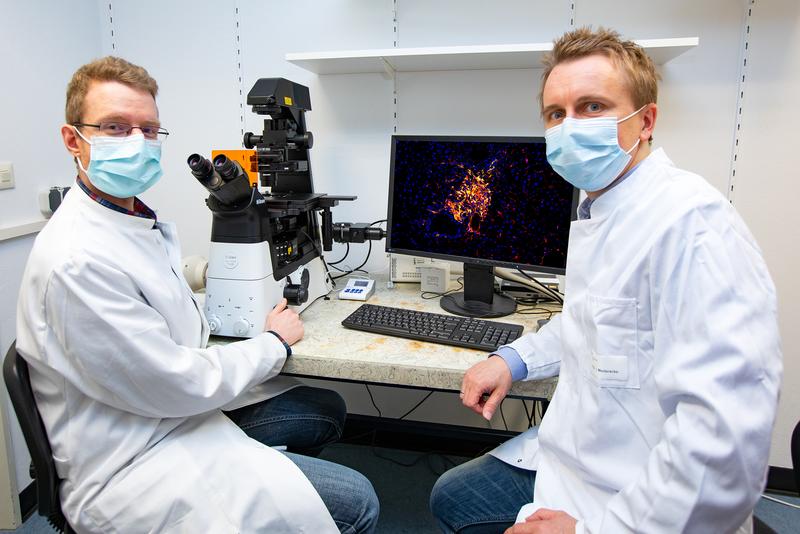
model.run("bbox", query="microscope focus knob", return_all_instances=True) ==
[233,318,252,336]
[207,315,223,333]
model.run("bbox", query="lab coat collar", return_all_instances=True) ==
[72,180,159,231]
[583,148,671,221]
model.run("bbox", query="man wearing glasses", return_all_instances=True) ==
[16,56,378,533]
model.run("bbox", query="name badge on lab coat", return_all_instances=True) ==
[592,353,629,383]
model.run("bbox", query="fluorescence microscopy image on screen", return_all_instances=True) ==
[389,138,575,270]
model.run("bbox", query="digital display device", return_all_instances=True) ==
[386,135,578,317]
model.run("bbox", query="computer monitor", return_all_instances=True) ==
[386,135,578,318]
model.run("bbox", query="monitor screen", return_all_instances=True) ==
[387,135,577,276]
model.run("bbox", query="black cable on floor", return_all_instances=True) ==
[358,385,466,477]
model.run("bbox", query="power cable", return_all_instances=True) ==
[331,219,387,281]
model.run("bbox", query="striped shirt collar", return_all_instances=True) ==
[75,177,157,223]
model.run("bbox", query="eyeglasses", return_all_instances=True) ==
[72,122,170,141]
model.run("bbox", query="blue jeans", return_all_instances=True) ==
[225,385,346,456]
[225,386,379,534]
[286,451,379,534]
[430,454,536,534]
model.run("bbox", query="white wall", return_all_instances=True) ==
[0,1,103,228]
[0,1,797,506]
[734,0,800,469]
[396,0,571,138]
[0,0,105,514]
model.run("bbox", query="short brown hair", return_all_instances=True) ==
[540,27,659,114]
[65,56,158,124]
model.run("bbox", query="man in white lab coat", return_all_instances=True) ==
[430,27,782,534]
[16,56,379,533]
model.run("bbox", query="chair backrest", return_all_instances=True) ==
[3,341,69,531]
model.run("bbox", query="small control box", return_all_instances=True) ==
[338,278,375,301]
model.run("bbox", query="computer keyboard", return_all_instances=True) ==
[341,303,524,352]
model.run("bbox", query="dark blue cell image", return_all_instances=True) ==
[388,138,575,270]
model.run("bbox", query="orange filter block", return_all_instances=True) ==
[211,149,259,186]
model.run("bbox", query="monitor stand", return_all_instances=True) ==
[440,262,516,318]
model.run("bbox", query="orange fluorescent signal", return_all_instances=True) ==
[440,162,495,235]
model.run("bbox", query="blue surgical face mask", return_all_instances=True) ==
[74,127,163,198]
[544,105,646,192]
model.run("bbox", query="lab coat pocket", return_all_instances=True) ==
[584,294,640,389]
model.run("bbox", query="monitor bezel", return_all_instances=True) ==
[386,134,579,276]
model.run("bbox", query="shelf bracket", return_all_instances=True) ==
[380,57,396,80]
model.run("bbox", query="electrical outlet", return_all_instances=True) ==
[0,162,14,190]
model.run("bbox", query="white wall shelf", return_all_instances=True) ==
[287,38,699,75]
[0,220,47,242]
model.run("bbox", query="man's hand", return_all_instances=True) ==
[264,298,304,345]
[504,508,577,534]
[461,355,513,420]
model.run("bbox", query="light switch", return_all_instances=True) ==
[0,162,14,190]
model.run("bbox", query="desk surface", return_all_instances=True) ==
[253,275,560,399]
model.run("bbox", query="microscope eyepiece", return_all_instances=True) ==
[190,153,253,206]
[213,154,239,182]
[187,154,225,190]
[187,153,212,175]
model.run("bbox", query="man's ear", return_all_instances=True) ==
[641,103,658,143]
[61,124,82,159]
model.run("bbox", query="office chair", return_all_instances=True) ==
[3,341,74,533]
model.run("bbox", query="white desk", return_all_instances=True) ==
[222,275,559,399]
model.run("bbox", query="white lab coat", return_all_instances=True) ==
[490,149,782,533]
[16,184,337,533]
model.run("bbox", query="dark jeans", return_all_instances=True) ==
[430,454,536,534]
[225,384,346,456]
[225,386,379,534]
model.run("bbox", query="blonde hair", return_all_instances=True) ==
[65,56,158,123]
[540,27,659,114]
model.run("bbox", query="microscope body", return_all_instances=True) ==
[189,78,376,338]
[196,181,332,338]
[205,242,330,337]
